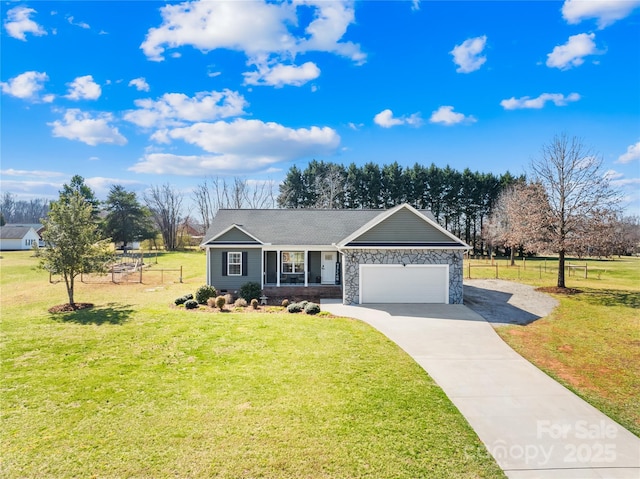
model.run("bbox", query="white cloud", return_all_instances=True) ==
[450,35,487,73]
[617,141,640,164]
[374,109,422,128]
[546,33,602,70]
[131,118,340,174]
[65,75,102,100]
[562,0,640,29]
[49,109,127,146]
[129,77,150,92]
[85,177,143,196]
[411,0,421,11]
[0,71,51,102]
[0,169,65,178]
[429,106,476,126]
[4,6,47,41]
[67,15,90,29]
[124,90,247,129]
[140,0,365,86]
[244,61,321,87]
[500,92,581,110]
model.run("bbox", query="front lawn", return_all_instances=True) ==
[1,251,504,478]
[467,256,640,437]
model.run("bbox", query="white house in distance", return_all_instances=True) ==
[0,225,41,251]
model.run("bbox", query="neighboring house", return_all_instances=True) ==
[0,225,41,251]
[201,203,469,305]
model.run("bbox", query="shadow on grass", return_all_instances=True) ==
[53,303,134,325]
[581,289,640,309]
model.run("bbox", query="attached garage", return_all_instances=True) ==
[359,264,449,304]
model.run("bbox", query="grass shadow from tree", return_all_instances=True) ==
[52,303,134,325]
[581,289,640,309]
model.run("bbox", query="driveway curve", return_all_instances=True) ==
[321,294,640,479]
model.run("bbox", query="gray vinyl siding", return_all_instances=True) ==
[214,227,259,243]
[208,248,262,292]
[352,208,453,244]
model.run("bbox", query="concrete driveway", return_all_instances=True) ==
[320,300,640,479]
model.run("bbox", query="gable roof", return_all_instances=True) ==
[338,203,469,248]
[202,204,468,249]
[0,225,38,240]
[202,209,383,246]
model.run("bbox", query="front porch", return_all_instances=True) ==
[263,285,343,303]
[263,250,341,287]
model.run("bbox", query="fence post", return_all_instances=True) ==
[495,264,498,279]
[468,262,471,279]
[140,264,143,283]
[180,266,183,283]
[112,266,115,283]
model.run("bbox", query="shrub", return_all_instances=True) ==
[184,293,193,300]
[215,295,226,310]
[304,302,321,315]
[184,299,199,310]
[234,298,248,308]
[281,299,290,307]
[239,282,262,302]
[251,298,259,310]
[299,300,309,309]
[287,302,303,313]
[207,297,217,308]
[224,293,234,305]
[195,285,217,304]
[174,296,188,306]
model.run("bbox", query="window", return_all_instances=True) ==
[227,252,242,276]
[282,252,304,274]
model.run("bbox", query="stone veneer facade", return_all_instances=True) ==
[341,248,464,305]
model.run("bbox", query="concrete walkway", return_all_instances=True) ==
[320,300,640,479]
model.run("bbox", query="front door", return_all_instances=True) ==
[321,252,336,284]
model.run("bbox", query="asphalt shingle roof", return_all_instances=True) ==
[203,209,387,246]
[0,225,37,239]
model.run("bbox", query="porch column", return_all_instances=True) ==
[304,250,308,287]
[276,249,281,286]
[260,250,264,289]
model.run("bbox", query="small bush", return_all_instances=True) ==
[224,293,234,304]
[174,296,188,306]
[239,282,262,302]
[281,299,290,307]
[215,295,226,310]
[299,300,309,309]
[184,293,194,300]
[195,285,217,304]
[234,298,248,308]
[287,302,303,313]
[304,302,321,315]
[206,297,217,308]
[251,298,259,310]
[184,299,199,310]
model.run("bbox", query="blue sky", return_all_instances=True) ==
[1,0,639,215]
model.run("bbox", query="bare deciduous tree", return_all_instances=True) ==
[145,184,184,251]
[483,182,549,264]
[193,177,276,234]
[530,134,620,288]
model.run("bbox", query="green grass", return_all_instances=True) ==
[467,255,640,437]
[1,251,503,478]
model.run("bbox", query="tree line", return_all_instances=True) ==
[277,160,523,253]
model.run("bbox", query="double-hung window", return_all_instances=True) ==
[227,252,242,276]
[282,252,304,274]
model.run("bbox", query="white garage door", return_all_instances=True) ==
[359,264,449,304]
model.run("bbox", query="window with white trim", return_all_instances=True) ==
[227,252,242,276]
[282,251,304,274]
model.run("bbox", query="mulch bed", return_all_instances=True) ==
[536,287,582,295]
[48,303,94,313]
